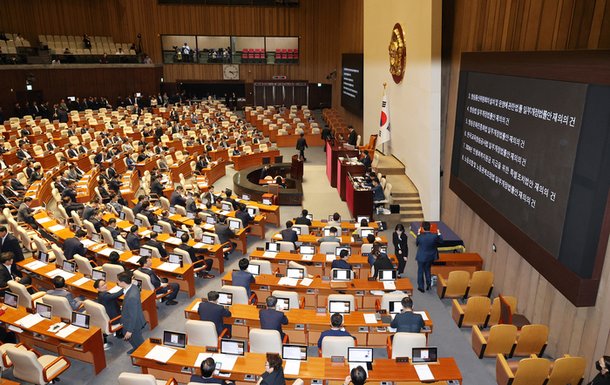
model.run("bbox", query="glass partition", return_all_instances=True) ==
[162,35,197,63]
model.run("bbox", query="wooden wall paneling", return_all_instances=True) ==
[589,0,609,48]
[599,1,610,48]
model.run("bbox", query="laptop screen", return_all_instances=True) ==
[222,203,232,211]
[4,292,18,308]
[92,269,106,281]
[139,247,152,257]
[39,251,49,263]
[134,218,143,227]
[265,242,279,252]
[247,208,256,217]
[119,211,126,220]
[335,246,351,256]
[201,234,215,245]
[242,194,251,201]
[168,253,182,265]
[378,270,397,281]
[262,198,272,205]
[356,216,369,224]
[206,216,216,225]
[332,269,352,281]
[91,233,102,243]
[114,240,125,251]
[329,300,351,314]
[348,347,373,363]
[282,345,307,361]
[63,260,76,273]
[360,228,374,238]
[286,268,304,279]
[246,264,261,276]
[275,297,290,311]
[411,347,438,363]
[163,330,187,349]
[152,225,163,233]
[220,339,245,355]
[389,300,402,314]
[217,292,233,306]
[36,302,52,319]
[228,219,241,230]
[300,245,315,255]
[72,312,90,329]
[292,226,301,235]
[175,230,185,238]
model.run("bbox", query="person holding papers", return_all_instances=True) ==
[332,249,352,270]
[343,366,367,385]
[198,290,232,338]
[47,276,84,310]
[137,256,180,306]
[191,357,233,384]
[390,296,424,333]
[257,353,286,385]
[63,229,87,260]
[233,258,255,297]
[259,296,288,340]
[117,271,147,354]
[93,278,124,338]
[317,313,354,349]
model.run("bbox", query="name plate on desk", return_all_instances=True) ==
[234,319,246,325]
[306,289,316,294]
[295,324,305,330]
[355,290,364,296]
[244,374,257,382]
[358,326,369,333]
[259,286,270,291]
[330,356,344,363]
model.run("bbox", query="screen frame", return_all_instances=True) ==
[220,338,245,356]
[71,311,90,329]
[163,330,187,348]
[282,344,308,361]
[347,347,373,363]
[329,300,351,314]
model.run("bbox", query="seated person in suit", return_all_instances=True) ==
[178,233,215,279]
[294,209,312,226]
[344,366,367,385]
[235,204,253,227]
[47,276,84,310]
[331,249,352,270]
[198,290,232,338]
[317,313,354,349]
[63,229,88,260]
[327,212,342,227]
[390,296,424,333]
[106,218,121,240]
[279,221,298,244]
[18,196,39,229]
[125,225,141,251]
[0,252,21,292]
[145,231,167,259]
[259,296,288,340]
[371,178,385,203]
[93,278,124,338]
[318,226,340,244]
[108,251,127,272]
[214,216,236,259]
[258,353,286,385]
[137,256,180,306]
[170,185,187,207]
[232,258,255,298]
[191,357,234,384]
[371,244,393,279]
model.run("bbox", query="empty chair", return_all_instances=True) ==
[5,348,71,385]
[249,328,283,354]
[118,372,178,385]
[467,271,494,297]
[471,324,517,358]
[174,205,187,216]
[185,320,227,348]
[102,263,125,283]
[136,213,151,228]
[321,336,355,357]
[292,224,309,235]
[220,285,254,305]
[100,227,115,246]
[42,294,74,320]
[123,206,136,222]
[437,270,470,299]
[159,197,170,211]
[7,280,45,309]
[386,332,427,359]
[327,294,356,312]
[319,241,340,255]
[83,299,122,349]
[451,296,491,328]
[277,241,295,252]
[546,354,586,385]
[0,342,28,370]
[271,290,302,310]
[496,354,550,385]
[50,243,67,267]
[488,295,517,327]
[512,324,549,357]
[73,254,94,276]
[249,259,272,275]
[83,219,97,236]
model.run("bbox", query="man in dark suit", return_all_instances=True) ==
[415,221,442,293]
[63,229,87,260]
[259,296,288,339]
[331,249,352,271]
[145,232,167,258]
[295,133,308,161]
[360,151,372,169]
[15,143,32,160]
[47,276,84,310]
[137,256,180,305]
[117,271,147,354]
[234,204,253,227]
[126,225,141,251]
[197,290,232,337]
[390,296,425,333]
[177,233,214,278]
[294,209,312,226]
[317,313,354,349]
[347,126,357,146]
[233,258,255,298]
[214,216,235,260]
[170,185,187,207]
[93,278,124,338]
[0,252,21,291]
[0,226,25,275]
[280,221,298,244]
[18,196,38,229]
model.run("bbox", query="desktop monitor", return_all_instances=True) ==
[306,214,313,221]
[71,311,90,329]
[62,260,76,273]
[389,300,402,314]
[328,215,335,221]
[356,216,370,224]
[329,300,351,314]
[186,212,195,219]
[92,269,106,281]
[323,228,336,236]
[411,347,438,364]
[300,245,315,255]
[163,330,187,349]
[228,218,241,231]
[175,230,185,238]
[39,252,49,263]
[262,198,272,205]
[217,292,233,306]
[275,297,290,311]
[201,234,215,245]
[282,345,307,361]
[220,339,245,355]
[169,207,176,214]
[4,292,18,308]
[152,225,163,233]
[246,264,261,276]
[139,247,152,257]
[247,208,256,217]
[265,242,279,252]
[360,228,374,238]
[91,233,102,243]
[378,270,397,281]
[286,268,304,279]
[206,216,216,225]
[168,253,183,266]
[221,203,233,211]
[292,226,301,235]
[335,246,351,256]
[347,347,373,363]
[119,211,126,220]
[36,302,52,319]
[242,194,251,201]
[114,240,125,251]
[134,218,143,227]
[380,245,388,254]
[67,96,76,102]
[332,269,352,282]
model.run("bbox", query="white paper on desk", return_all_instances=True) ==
[16,313,45,328]
[193,242,207,249]
[47,322,66,333]
[194,352,215,368]
[363,313,378,324]
[299,278,313,287]
[382,281,396,290]
[414,311,429,321]
[145,345,177,363]
[375,237,382,241]
[263,251,277,258]
[278,277,298,286]
[120,189,131,194]
[219,210,230,216]
[81,239,97,248]
[325,254,336,262]
[284,360,301,375]
[158,262,180,272]
[24,260,47,271]
[139,230,152,238]
[301,255,313,261]
[38,217,52,224]
[48,224,66,232]
[202,224,215,231]
[72,277,90,287]
[46,269,75,280]
[212,353,238,371]
[191,301,202,311]
[108,285,123,294]
[97,247,119,257]
[165,237,182,245]
[414,364,435,381]
[127,256,141,264]
[56,324,79,338]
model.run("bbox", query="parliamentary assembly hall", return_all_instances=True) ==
[0,1,608,384]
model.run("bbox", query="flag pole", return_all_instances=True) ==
[382,82,387,155]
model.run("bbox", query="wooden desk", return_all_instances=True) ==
[272,234,388,250]
[0,304,106,374]
[326,142,358,188]
[298,220,379,233]
[34,150,60,169]
[337,159,365,201]
[76,168,100,203]
[432,253,483,278]
[169,157,194,183]
[132,341,462,384]
[202,159,227,185]
[232,150,281,171]
[346,174,373,218]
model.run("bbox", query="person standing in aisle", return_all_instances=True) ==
[296,133,308,161]
[392,223,408,277]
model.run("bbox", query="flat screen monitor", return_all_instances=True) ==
[163,330,187,349]
[71,311,90,329]
[152,225,163,233]
[175,230,185,238]
[246,264,260,276]
[265,242,279,252]
[286,267,304,279]
[378,270,396,281]
[242,194,251,201]
[186,212,195,219]
[169,207,176,214]
[262,198,272,205]
[220,339,245,355]
[300,245,315,255]
[114,240,125,251]
[380,245,388,254]
[411,347,438,364]
[168,253,183,266]
[201,234,215,245]
[206,216,216,225]
[222,203,232,211]
[139,247,152,257]
[335,246,351,256]
[36,302,52,319]
[91,233,102,243]
[217,292,233,306]
[39,252,49,263]
[282,344,307,361]
[329,300,351,314]
[247,208,256,217]
[92,269,106,281]
[275,297,290,311]
[347,347,373,363]
[306,214,313,221]
[3,292,18,308]
[356,216,369,224]
[67,96,76,102]
[360,228,374,238]
[292,226,301,235]
[134,218,143,227]
[332,269,352,281]
[63,260,76,273]
[228,218,241,231]
[119,211,126,220]
[389,300,402,314]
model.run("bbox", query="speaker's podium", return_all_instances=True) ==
[291,154,303,180]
